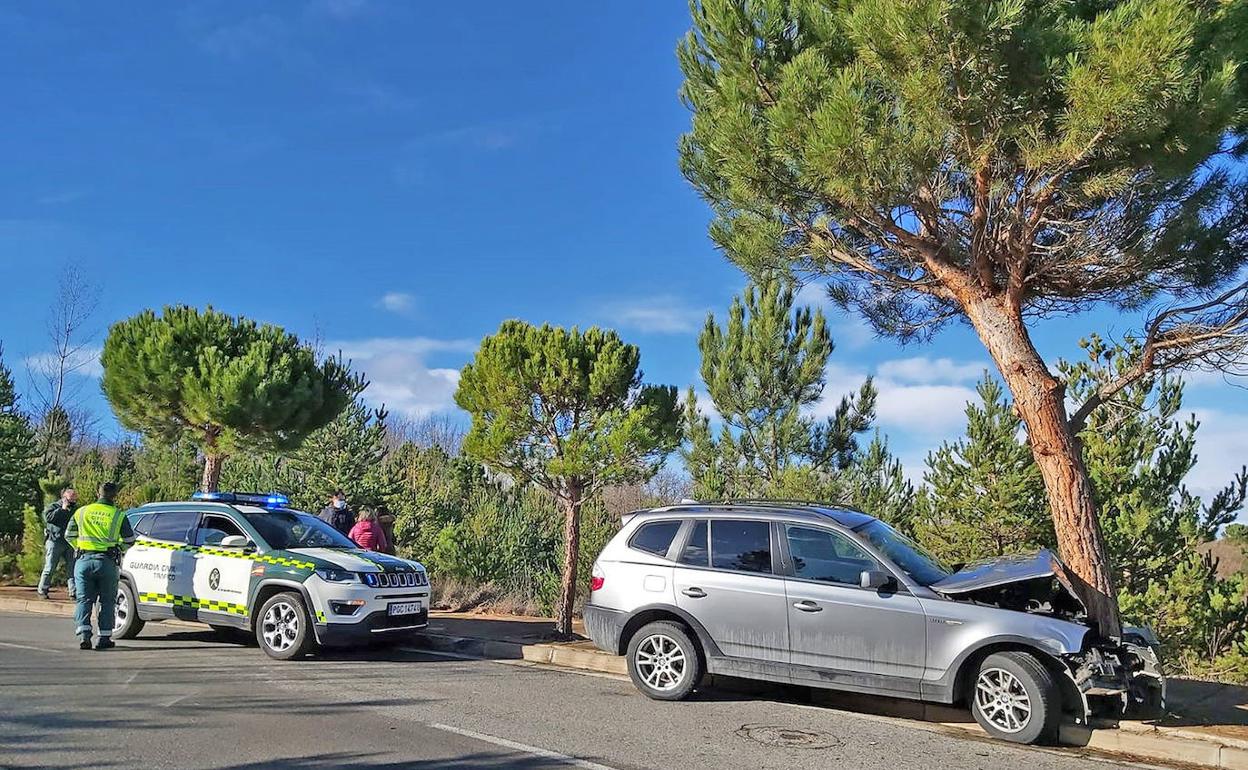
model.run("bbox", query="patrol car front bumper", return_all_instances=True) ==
[317,607,429,646]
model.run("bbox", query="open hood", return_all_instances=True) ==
[930,549,1088,621]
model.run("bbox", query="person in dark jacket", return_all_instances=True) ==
[318,490,354,536]
[37,487,79,600]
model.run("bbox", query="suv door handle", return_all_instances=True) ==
[792,600,822,613]
[681,587,706,599]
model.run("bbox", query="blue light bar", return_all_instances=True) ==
[191,491,289,508]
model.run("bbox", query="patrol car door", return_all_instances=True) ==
[190,513,254,623]
[129,510,199,619]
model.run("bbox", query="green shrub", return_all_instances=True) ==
[18,504,45,585]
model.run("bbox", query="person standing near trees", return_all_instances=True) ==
[318,490,354,536]
[36,486,78,600]
[64,482,134,650]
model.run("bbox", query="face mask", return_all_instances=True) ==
[334,500,346,510]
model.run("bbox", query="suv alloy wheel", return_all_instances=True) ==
[626,621,702,701]
[970,651,1061,744]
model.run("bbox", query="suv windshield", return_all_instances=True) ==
[242,510,357,550]
[854,519,950,586]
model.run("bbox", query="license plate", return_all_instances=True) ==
[388,601,422,616]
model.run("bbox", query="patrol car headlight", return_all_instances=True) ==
[315,568,358,583]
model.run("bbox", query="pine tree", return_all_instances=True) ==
[1064,336,1247,594]
[455,321,681,637]
[101,306,360,491]
[684,280,876,499]
[841,431,915,530]
[679,0,1248,636]
[0,345,39,537]
[283,397,394,510]
[915,377,1050,565]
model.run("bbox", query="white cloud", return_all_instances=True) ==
[1186,408,1248,505]
[876,356,987,386]
[329,336,476,418]
[24,347,103,379]
[376,291,416,315]
[816,360,979,436]
[601,296,707,335]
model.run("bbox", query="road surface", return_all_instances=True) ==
[0,611,1153,770]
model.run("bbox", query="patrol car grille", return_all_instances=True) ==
[363,571,426,588]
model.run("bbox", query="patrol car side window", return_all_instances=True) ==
[194,514,246,547]
[146,512,200,544]
[129,513,156,537]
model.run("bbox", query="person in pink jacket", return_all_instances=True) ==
[347,507,389,552]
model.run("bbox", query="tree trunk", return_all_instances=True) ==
[554,485,583,640]
[964,296,1122,639]
[201,454,224,493]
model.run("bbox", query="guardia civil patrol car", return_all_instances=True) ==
[112,492,430,659]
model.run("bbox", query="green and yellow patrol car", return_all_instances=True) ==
[113,491,430,659]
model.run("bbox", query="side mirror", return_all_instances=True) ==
[220,535,252,549]
[860,569,895,591]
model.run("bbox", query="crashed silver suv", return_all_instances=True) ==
[584,502,1163,745]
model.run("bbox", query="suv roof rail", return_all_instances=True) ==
[678,498,866,512]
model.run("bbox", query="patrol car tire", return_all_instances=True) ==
[256,592,315,660]
[113,580,145,640]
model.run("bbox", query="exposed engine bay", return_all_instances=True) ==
[931,550,1167,721]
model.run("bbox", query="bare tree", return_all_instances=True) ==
[27,264,101,469]
[386,413,466,455]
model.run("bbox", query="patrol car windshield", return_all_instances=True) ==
[242,510,357,550]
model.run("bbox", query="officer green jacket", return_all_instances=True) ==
[64,502,135,553]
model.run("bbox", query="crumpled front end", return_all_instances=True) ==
[1060,629,1166,721]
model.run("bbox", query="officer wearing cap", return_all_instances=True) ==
[64,482,135,650]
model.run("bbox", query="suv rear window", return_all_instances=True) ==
[628,520,681,557]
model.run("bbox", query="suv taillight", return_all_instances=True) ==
[590,563,605,591]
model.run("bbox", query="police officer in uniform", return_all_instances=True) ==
[64,482,134,650]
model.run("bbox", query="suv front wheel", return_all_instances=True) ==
[256,592,315,660]
[626,621,702,701]
[970,651,1061,744]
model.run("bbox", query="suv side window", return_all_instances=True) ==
[195,514,246,547]
[678,520,709,567]
[710,520,772,574]
[629,520,681,557]
[786,525,877,586]
[146,511,200,544]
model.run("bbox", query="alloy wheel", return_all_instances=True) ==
[115,589,129,623]
[975,667,1033,734]
[635,633,687,692]
[262,601,300,652]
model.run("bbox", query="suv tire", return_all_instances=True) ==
[970,651,1061,744]
[112,580,145,640]
[626,620,702,701]
[256,591,315,660]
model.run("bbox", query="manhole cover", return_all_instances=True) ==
[735,724,844,750]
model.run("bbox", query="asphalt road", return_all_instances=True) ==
[0,611,1155,770]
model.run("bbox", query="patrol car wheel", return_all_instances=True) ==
[113,581,145,640]
[256,592,314,660]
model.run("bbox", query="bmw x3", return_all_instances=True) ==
[111,492,430,659]
[584,501,1164,745]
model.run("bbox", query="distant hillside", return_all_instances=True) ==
[1200,539,1247,579]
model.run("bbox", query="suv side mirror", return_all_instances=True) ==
[220,535,252,549]
[860,569,895,591]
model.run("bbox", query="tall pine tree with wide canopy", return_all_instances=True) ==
[101,306,359,492]
[678,0,1248,635]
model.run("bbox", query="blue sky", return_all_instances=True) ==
[2,1,1245,506]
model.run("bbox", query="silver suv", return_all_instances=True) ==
[584,502,1163,745]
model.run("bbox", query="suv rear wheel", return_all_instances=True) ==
[970,651,1061,744]
[256,592,314,660]
[626,620,701,701]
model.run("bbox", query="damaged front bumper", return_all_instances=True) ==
[1060,630,1166,722]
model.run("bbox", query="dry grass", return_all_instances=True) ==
[431,578,547,617]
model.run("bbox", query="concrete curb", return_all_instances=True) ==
[4,594,1244,769]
